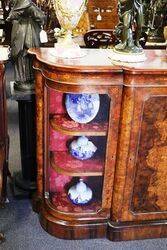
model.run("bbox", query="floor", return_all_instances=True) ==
[0,63,167,250]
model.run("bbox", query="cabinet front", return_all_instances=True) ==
[30,47,123,239]
[112,85,167,222]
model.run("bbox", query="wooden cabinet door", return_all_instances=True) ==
[111,85,167,222]
[87,0,118,29]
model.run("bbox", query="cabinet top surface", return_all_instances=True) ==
[122,50,167,73]
[28,48,121,72]
[29,48,167,73]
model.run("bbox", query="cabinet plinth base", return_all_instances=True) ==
[32,193,42,213]
[108,220,167,241]
[38,203,107,240]
[35,202,167,241]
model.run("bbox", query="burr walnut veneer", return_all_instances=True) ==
[29,48,167,241]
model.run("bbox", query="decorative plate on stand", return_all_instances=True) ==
[65,93,100,124]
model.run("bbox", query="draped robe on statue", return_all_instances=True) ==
[7,0,45,90]
[116,0,144,52]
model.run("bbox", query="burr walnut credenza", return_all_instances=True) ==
[28,48,167,241]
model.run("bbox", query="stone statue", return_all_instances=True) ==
[7,0,45,91]
[115,0,144,53]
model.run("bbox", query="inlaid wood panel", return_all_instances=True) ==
[111,87,167,222]
[132,96,167,213]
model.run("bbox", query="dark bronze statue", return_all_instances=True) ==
[144,0,167,43]
[115,0,144,53]
[7,0,45,91]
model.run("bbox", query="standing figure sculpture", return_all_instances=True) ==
[115,0,144,53]
[145,0,167,43]
[7,0,45,91]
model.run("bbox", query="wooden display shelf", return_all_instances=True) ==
[50,114,108,136]
[50,151,104,177]
[51,191,102,214]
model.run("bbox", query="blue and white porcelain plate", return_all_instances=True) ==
[65,93,100,124]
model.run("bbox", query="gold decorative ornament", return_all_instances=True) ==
[52,0,88,58]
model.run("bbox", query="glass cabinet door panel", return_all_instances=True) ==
[46,88,111,214]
